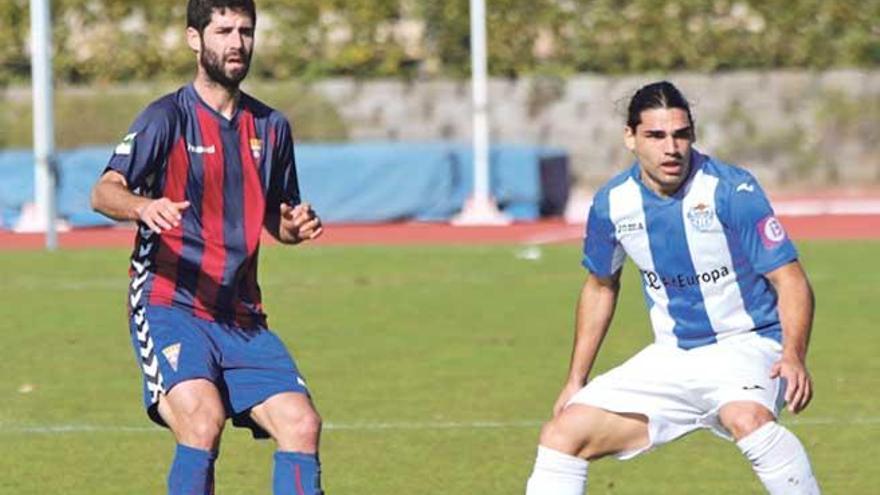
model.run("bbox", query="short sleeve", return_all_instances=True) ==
[581,195,624,276]
[104,103,176,192]
[724,176,798,274]
[265,117,301,213]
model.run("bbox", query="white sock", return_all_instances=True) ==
[525,445,589,495]
[736,422,821,494]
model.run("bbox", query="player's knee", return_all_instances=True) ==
[538,419,585,456]
[277,408,322,445]
[179,414,225,449]
[294,410,322,440]
[538,420,562,447]
[723,406,774,440]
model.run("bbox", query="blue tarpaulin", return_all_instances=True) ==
[0,142,568,229]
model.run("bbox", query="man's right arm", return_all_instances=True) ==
[552,271,621,416]
[91,171,188,233]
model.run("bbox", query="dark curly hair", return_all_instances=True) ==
[187,0,256,33]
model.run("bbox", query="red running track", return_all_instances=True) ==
[0,214,878,251]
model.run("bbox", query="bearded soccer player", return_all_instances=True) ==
[524,81,821,494]
[90,1,325,493]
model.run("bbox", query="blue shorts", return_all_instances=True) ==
[128,304,309,438]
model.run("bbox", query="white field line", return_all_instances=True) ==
[2,416,878,435]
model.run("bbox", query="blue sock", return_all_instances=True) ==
[273,451,323,495]
[168,444,217,495]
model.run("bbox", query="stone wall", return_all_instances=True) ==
[310,69,880,187]
[5,69,878,188]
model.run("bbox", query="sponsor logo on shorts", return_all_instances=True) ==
[686,203,715,231]
[162,343,181,372]
[742,384,765,390]
[758,215,786,249]
[640,265,732,291]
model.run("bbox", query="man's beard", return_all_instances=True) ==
[200,42,250,90]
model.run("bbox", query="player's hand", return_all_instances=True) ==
[136,198,190,234]
[552,381,584,418]
[280,202,323,244]
[770,356,813,414]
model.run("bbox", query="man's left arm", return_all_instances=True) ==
[765,261,815,414]
[263,117,323,245]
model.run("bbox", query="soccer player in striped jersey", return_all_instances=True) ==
[91,1,324,494]
[525,81,820,494]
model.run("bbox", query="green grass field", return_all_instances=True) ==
[1,241,877,494]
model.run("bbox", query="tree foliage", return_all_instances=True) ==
[1,0,878,84]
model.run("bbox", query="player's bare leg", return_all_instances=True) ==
[251,392,324,495]
[159,379,226,449]
[251,391,322,452]
[719,400,774,440]
[526,405,649,495]
[158,378,226,495]
[721,401,820,494]
[540,404,649,459]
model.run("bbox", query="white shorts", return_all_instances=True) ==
[566,332,786,460]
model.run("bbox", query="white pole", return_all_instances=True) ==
[30,0,58,250]
[470,0,490,204]
[453,0,510,225]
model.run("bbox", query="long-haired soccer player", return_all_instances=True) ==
[525,81,820,494]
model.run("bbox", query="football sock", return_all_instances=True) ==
[167,444,217,495]
[737,422,821,494]
[525,445,589,495]
[273,451,323,495]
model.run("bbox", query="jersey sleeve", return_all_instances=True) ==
[724,175,798,274]
[104,103,176,192]
[265,117,301,213]
[581,194,624,277]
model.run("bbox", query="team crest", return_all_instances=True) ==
[162,343,181,372]
[250,138,262,160]
[686,203,715,231]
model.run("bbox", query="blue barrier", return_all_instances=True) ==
[0,142,568,228]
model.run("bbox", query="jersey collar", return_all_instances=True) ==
[186,83,244,128]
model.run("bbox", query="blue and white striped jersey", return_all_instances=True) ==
[582,150,797,350]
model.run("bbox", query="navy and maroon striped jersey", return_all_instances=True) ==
[107,84,300,327]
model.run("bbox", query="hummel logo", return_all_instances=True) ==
[736,182,755,193]
[115,132,137,155]
[187,143,216,154]
[742,384,765,390]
